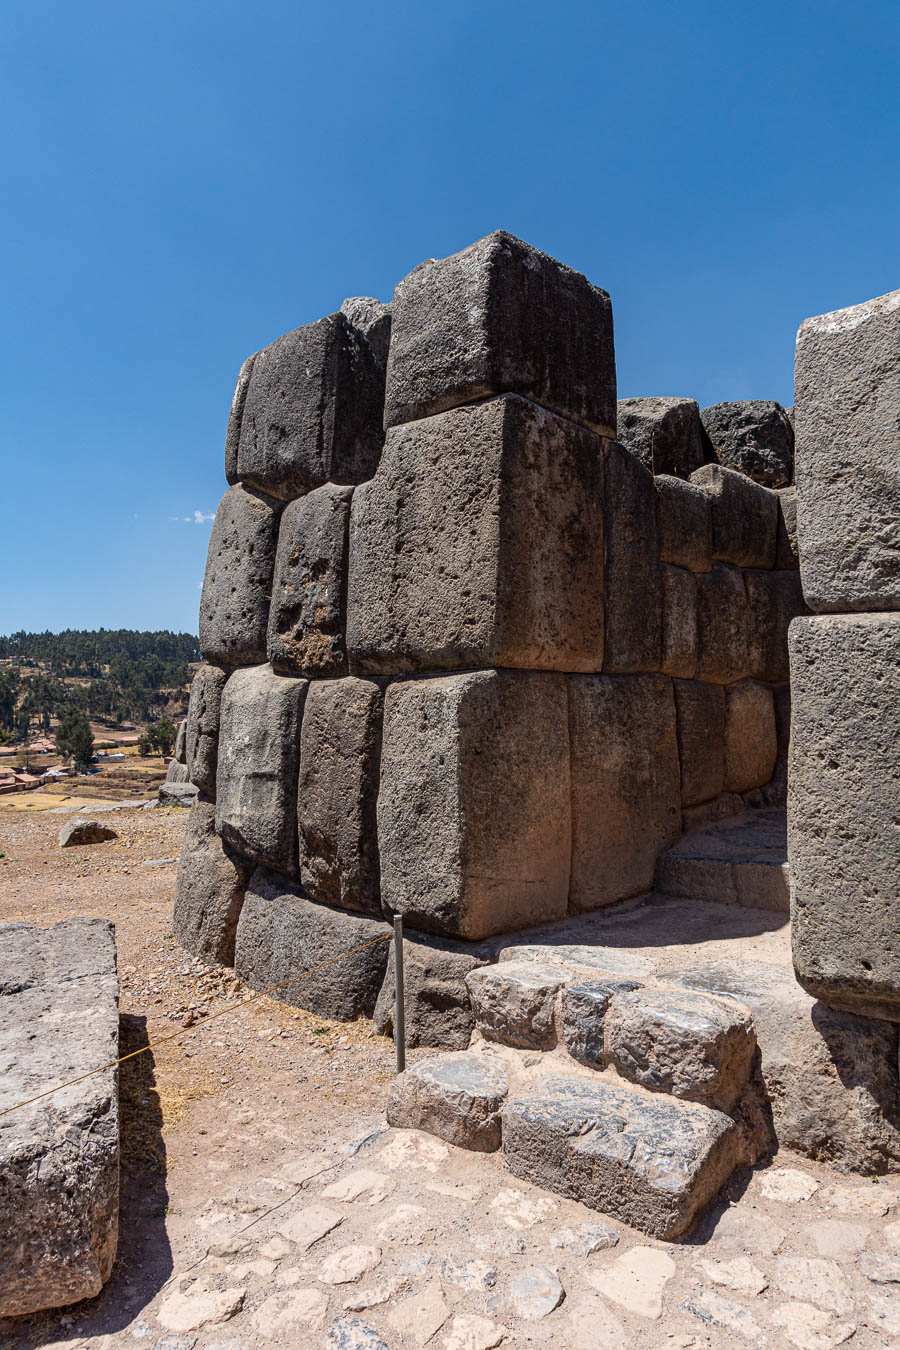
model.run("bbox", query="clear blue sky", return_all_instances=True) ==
[1,0,897,634]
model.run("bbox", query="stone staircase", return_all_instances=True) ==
[654,806,789,911]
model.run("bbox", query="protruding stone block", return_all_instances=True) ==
[347,395,605,675]
[378,670,571,938]
[173,795,253,965]
[385,230,616,436]
[660,564,697,679]
[225,352,257,485]
[185,663,228,796]
[674,679,726,807]
[267,484,353,678]
[234,868,390,1019]
[466,960,571,1048]
[387,1054,509,1151]
[373,931,493,1050]
[745,569,807,683]
[603,440,662,673]
[794,289,900,611]
[655,474,713,573]
[215,664,307,875]
[237,314,385,500]
[199,485,281,666]
[694,563,751,684]
[568,674,680,911]
[298,677,383,915]
[691,464,778,569]
[617,396,710,477]
[340,296,392,368]
[700,401,794,488]
[724,680,777,794]
[562,978,642,1068]
[775,487,799,570]
[789,613,900,1018]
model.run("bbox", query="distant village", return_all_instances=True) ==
[0,734,143,795]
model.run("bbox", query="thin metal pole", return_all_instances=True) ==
[393,914,406,1074]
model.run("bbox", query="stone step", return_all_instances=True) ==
[654,806,789,911]
[387,1052,510,1151]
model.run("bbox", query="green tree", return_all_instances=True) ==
[149,716,176,757]
[56,707,95,772]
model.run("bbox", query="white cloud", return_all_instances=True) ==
[193,510,215,524]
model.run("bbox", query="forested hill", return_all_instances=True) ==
[0,629,200,673]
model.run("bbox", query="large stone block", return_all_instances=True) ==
[700,401,794,488]
[562,977,642,1068]
[724,680,777,794]
[384,230,616,436]
[388,1054,509,1151]
[225,352,258,485]
[617,396,710,477]
[373,931,493,1050]
[185,663,228,796]
[0,920,118,1317]
[340,296,392,368]
[298,677,383,915]
[347,395,605,675]
[789,614,900,1018]
[674,679,726,807]
[694,562,751,684]
[794,288,900,611]
[775,487,800,570]
[233,868,390,1019]
[691,464,778,569]
[745,568,807,683]
[267,483,353,678]
[602,440,662,673]
[236,313,385,500]
[660,564,697,679]
[655,474,712,574]
[199,485,281,666]
[378,669,571,939]
[173,795,253,965]
[466,960,571,1049]
[568,674,681,910]
[215,664,307,875]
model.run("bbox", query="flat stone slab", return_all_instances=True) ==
[387,1052,509,1151]
[655,807,789,911]
[0,919,119,1316]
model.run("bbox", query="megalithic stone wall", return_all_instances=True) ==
[789,288,900,1020]
[174,230,805,1020]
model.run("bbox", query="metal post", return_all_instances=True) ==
[393,914,406,1074]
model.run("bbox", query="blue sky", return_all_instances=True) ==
[1,0,897,633]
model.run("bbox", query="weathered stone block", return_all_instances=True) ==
[234,868,390,1019]
[700,401,794,488]
[215,664,307,875]
[775,487,799,570]
[0,920,118,1316]
[745,569,807,683]
[298,677,383,915]
[384,230,616,436]
[199,485,281,667]
[173,719,187,763]
[466,960,571,1048]
[674,679,726,807]
[387,1053,509,1151]
[603,439,662,673]
[173,795,253,965]
[340,296,392,368]
[347,395,605,675]
[237,313,385,500]
[373,931,492,1050]
[794,288,900,611]
[691,464,778,569]
[655,474,713,573]
[158,780,198,807]
[568,674,680,911]
[164,756,190,785]
[185,663,228,796]
[694,562,751,684]
[724,680,777,794]
[58,817,117,848]
[225,352,258,485]
[267,484,353,678]
[660,564,697,679]
[789,613,900,1018]
[378,670,571,938]
[617,396,710,478]
[562,978,642,1068]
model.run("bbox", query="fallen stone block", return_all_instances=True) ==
[674,679,726,807]
[384,230,616,436]
[0,919,119,1316]
[616,396,710,478]
[173,795,253,965]
[700,401,794,488]
[237,313,385,499]
[185,663,229,796]
[794,287,900,611]
[199,485,281,666]
[691,464,778,569]
[602,439,662,673]
[694,562,752,684]
[660,564,697,678]
[373,931,493,1050]
[745,568,807,683]
[340,296,392,368]
[724,679,777,794]
[225,351,257,485]
[387,1053,509,1151]
[234,868,390,1019]
[562,977,642,1068]
[655,473,713,573]
[466,960,572,1048]
[58,817,117,848]
[157,781,200,807]
[502,1075,740,1239]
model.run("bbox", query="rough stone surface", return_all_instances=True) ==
[373,931,492,1050]
[616,396,710,478]
[723,679,777,793]
[378,669,571,939]
[58,817,117,847]
[674,678,725,806]
[387,1053,509,1151]
[267,484,354,678]
[165,756,190,784]
[602,439,662,672]
[466,960,571,1048]
[691,463,778,569]
[794,288,900,611]
[347,395,605,675]
[694,562,751,684]
[225,352,257,485]
[502,1075,739,1239]
[745,568,807,682]
[655,474,713,573]
[298,677,383,915]
[660,564,697,678]
[234,868,390,1020]
[158,780,199,807]
[788,613,900,1018]
[199,485,281,666]
[656,808,789,911]
[185,663,228,796]
[237,313,385,500]
[173,795,253,965]
[0,919,119,1317]
[384,229,616,436]
[776,486,800,569]
[567,673,680,910]
[502,1265,564,1320]
[340,296,392,368]
[700,400,795,487]
[214,664,307,876]
[562,977,642,1068]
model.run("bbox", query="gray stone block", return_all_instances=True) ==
[603,439,662,673]
[789,613,900,1018]
[199,485,281,667]
[225,352,258,485]
[378,670,571,939]
[185,663,228,796]
[384,230,616,436]
[568,674,680,910]
[700,401,794,488]
[158,780,199,806]
[173,795,253,966]
[340,296,392,368]
[0,919,118,1316]
[660,564,697,678]
[694,562,751,684]
[237,313,385,500]
[674,679,726,807]
[267,483,353,678]
[724,679,777,794]
[173,719,187,763]
[562,978,642,1068]
[466,960,572,1049]
[691,464,778,569]
[617,396,710,477]
[794,288,900,611]
[655,474,713,573]
[215,664,307,876]
[234,868,391,1019]
[775,487,799,570]
[164,756,190,785]
[58,817,117,847]
[387,1053,509,1151]
[373,930,492,1050]
[745,568,808,683]
[347,395,605,675]
[298,677,383,915]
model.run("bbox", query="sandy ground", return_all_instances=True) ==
[2,804,900,1350]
